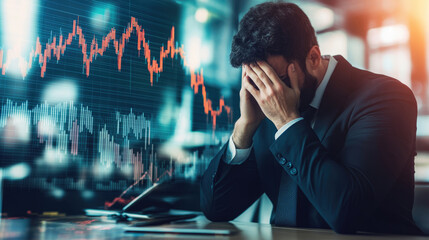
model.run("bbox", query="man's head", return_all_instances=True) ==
[230,2,323,110]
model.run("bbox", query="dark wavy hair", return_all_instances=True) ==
[230,2,318,70]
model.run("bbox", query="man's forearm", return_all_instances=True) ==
[231,118,260,149]
[201,141,262,221]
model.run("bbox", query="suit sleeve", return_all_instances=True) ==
[269,82,417,233]
[200,140,263,221]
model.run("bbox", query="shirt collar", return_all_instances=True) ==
[309,55,338,109]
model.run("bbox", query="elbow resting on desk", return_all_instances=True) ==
[313,168,374,234]
[199,179,244,222]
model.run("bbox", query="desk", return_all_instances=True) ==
[0,216,426,240]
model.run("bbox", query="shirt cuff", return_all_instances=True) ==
[224,134,252,165]
[274,118,304,140]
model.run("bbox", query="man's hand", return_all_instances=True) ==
[231,66,265,149]
[244,61,300,130]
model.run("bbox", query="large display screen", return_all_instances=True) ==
[0,0,234,215]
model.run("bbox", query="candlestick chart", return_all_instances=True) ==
[0,0,233,214]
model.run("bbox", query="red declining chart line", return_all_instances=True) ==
[0,17,231,129]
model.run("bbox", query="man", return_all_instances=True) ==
[200,2,423,235]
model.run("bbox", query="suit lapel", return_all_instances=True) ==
[313,55,354,142]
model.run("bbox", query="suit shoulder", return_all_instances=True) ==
[345,68,417,124]
[352,68,416,104]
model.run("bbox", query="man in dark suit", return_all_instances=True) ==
[200,2,423,235]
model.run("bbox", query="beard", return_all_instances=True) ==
[298,69,319,112]
[281,67,318,113]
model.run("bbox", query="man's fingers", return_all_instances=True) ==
[256,61,280,85]
[243,75,260,102]
[245,64,266,91]
[288,63,300,92]
[249,63,273,87]
[240,64,246,86]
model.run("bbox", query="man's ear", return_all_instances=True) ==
[305,45,322,73]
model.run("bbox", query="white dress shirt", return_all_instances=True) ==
[224,55,338,165]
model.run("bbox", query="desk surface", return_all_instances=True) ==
[0,215,426,240]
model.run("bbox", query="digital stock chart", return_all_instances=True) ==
[0,0,234,214]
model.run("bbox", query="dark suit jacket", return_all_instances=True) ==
[200,56,423,235]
